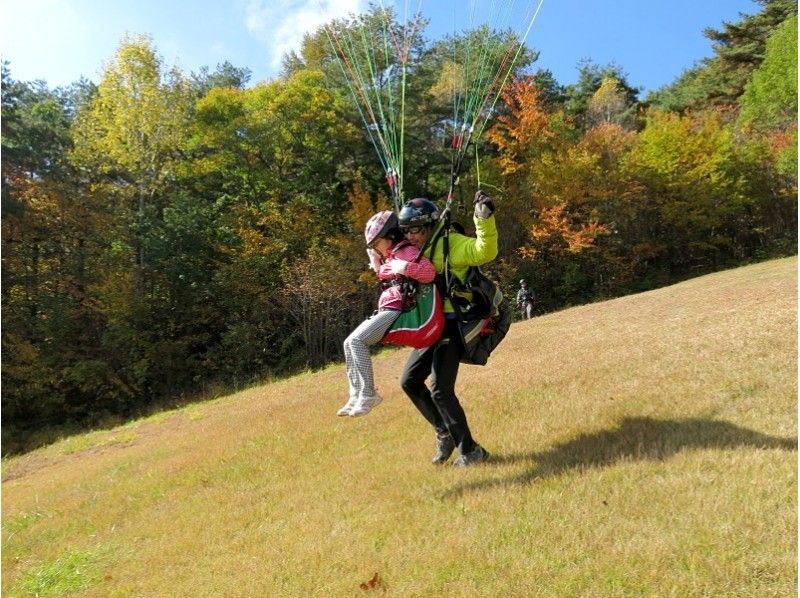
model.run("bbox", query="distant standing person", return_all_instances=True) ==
[516,279,536,320]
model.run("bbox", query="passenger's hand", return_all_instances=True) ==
[390,260,408,275]
[367,248,382,272]
[473,190,495,219]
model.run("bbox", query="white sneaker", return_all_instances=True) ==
[337,395,359,417]
[349,393,382,417]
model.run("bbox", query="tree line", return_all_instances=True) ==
[2,0,796,452]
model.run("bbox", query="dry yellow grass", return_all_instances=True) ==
[3,257,796,596]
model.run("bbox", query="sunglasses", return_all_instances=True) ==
[401,225,426,235]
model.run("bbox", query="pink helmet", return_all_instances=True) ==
[364,210,398,245]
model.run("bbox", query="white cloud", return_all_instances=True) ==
[244,0,365,68]
[210,42,226,59]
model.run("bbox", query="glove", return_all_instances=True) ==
[390,260,408,275]
[473,189,495,219]
[367,248,382,272]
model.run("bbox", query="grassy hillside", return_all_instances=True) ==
[3,257,796,597]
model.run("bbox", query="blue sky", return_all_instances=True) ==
[2,0,759,94]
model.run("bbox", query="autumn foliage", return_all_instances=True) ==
[1,5,796,450]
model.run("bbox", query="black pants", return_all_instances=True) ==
[400,318,476,454]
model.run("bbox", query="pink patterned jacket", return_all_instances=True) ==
[376,240,436,311]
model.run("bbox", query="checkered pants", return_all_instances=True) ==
[344,310,399,399]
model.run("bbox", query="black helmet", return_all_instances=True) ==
[398,198,439,228]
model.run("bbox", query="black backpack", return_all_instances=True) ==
[447,266,512,365]
[431,223,512,366]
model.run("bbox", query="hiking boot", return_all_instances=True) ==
[431,432,456,465]
[336,395,359,417]
[452,444,489,468]
[349,393,382,417]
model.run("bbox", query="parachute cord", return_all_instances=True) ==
[476,0,546,140]
[328,52,390,177]
[399,53,407,206]
[324,7,422,212]
[327,24,394,175]
[475,142,481,190]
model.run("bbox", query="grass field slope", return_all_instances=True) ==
[3,257,797,597]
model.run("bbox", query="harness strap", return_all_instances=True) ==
[426,212,467,319]
[391,239,431,309]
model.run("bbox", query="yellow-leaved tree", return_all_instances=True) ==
[71,34,195,271]
[586,77,630,128]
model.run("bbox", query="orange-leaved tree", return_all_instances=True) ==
[484,75,574,278]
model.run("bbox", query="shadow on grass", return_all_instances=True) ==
[444,417,797,499]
